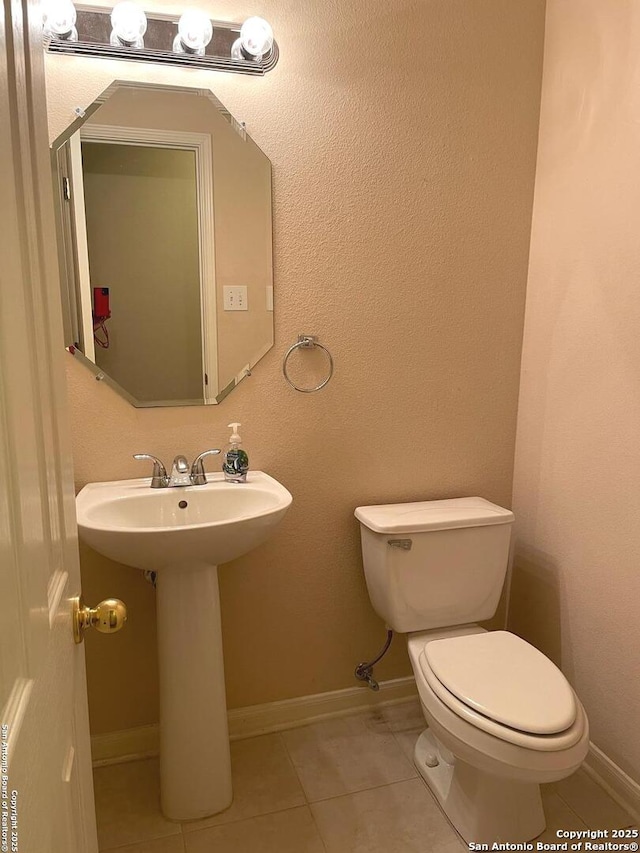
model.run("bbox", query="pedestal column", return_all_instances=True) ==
[156,563,232,820]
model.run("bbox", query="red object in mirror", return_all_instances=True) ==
[93,287,110,320]
[93,287,111,348]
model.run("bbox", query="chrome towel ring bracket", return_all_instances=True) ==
[282,335,334,393]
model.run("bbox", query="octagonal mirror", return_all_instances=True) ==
[51,81,273,406]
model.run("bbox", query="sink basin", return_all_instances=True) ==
[76,471,292,570]
[76,470,292,822]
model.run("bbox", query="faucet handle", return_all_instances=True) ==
[190,449,221,486]
[133,454,168,488]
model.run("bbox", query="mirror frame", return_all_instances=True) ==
[50,81,273,407]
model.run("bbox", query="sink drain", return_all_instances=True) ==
[178,500,188,509]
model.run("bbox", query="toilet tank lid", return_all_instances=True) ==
[354,497,514,534]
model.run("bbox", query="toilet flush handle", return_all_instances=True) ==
[388,539,412,550]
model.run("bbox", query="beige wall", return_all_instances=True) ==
[45,0,545,735]
[511,0,640,783]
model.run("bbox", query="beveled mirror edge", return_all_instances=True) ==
[49,80,244,152]
[67,346,138,405]
[67,346,261,407]
[68,346,230,408]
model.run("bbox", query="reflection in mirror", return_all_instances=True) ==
[83,143,203,403]
[51,82,274,406]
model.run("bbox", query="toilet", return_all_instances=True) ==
[355,497,589,845]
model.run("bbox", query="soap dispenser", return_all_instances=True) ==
[223,422,249,483]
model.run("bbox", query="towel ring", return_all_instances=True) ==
[282,335,334,393]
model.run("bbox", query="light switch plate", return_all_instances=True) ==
[223,286,248,311]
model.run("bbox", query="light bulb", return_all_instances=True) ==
[42,0,77,40]
[239,16,273,59]
[230,37,244,60]
[173,9,213,55]
[110,1,147,47]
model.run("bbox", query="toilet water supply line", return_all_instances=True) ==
[354,628,394,691]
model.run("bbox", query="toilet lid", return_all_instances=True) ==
[423,631,577,734]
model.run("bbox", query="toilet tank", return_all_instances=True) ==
[354,497,514,633]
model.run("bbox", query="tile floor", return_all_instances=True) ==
[93,700,637,853]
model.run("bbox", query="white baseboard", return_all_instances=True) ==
[91,676,418,767]
[91,724,159,767]
[583,743,640,824]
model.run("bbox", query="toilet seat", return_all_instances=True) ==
[417,632,585,752]
[424,631,577,734]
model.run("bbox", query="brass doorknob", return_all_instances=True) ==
[73,596,128,644]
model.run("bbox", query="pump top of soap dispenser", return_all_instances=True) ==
[223,423,249,483]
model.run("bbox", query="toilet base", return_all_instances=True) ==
[414,730,546,845]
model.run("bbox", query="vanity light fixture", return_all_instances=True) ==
[43,4,279,75]
[42,0,78,41]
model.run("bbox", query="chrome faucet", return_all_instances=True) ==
[134,450,221,488]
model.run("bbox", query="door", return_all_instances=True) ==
[0,0,98,851]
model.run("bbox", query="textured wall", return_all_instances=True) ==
[45,0,545,735]
[511,0,640,783]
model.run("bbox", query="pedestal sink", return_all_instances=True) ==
[76,471,292,821]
